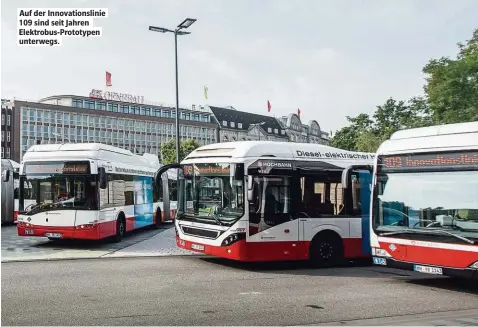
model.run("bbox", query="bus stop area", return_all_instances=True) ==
[1,224,196,262]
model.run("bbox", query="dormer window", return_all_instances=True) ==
[231,122,235,128]
[274,128,278,134]
[238,123,243,128]
[281,130,286,135]
[268,127,272,133]
[222,120,227,126]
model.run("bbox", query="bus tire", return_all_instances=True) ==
[114,213,126,243]
[309,231,344,268]
[153,208,162,229]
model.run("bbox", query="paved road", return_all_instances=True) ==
[2,257,477,326]
[1,223,173,262]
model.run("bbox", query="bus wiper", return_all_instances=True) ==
[380,229,474,244]
[209,212,224,226]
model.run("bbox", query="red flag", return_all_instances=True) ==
[106,71,112,87]
[267,100,271,112]
[297,108,301,117]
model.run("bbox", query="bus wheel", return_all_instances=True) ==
[309,232,343,267]
[153,208,162,229]
[114,214,126,243]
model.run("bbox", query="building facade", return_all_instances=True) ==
[208,106,289,142]
[208,106,330,145]
[278,114,330,144]
[1,100,14,160]
[11,95,218,162]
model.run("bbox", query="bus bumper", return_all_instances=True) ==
[372,256,478,280]
[176,236,247,260]
[17,222,100,240]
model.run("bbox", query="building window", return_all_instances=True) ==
[238,123,243,129]
[1,131,4,141]
[6,148,10,158]
[1,114,4,125]
[231,122,235,128]
[1,147,3,158]
[222,120,227,127]
[72,99,83,108]
[7,131,10,142]
[274,128,278,134]
[267,127,272,133]
[7,115,11,126]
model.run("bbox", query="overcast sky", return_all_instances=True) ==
[2,0,477,132]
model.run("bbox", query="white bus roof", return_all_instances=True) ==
[183,141,375,168]
[21,143,177,178]
[378,121,478,155]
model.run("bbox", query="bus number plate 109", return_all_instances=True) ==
[24,229,34,235]
[191,244,204,251]
[414,265,443,275]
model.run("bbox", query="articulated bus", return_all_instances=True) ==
[17,143,176,242]
[370,122,478,279]
[156,141,375,264]
[1,159,20,224]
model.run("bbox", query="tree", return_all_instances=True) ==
[331,97,434,153]
[423,28,478,123]
[161,138,201,164]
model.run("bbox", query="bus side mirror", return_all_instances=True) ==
[342,165,372,188]
[247,176,254,201]
[98,167,107,189]
[2,170,10,182]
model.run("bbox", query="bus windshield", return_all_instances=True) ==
[373,170,478,240]
[20,161,98,214]
[177,163,244,224]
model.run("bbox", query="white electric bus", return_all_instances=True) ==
[17,143,176,242]
[370,122,478,279]
[156,141,375,264]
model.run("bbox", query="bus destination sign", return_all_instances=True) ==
[183,164,231,176]
[25,162,90,174]
[380,151,478,170]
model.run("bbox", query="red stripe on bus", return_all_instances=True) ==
[379,241,478,269]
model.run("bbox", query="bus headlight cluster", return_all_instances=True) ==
[221,233,246,247]
[469,261,478,270]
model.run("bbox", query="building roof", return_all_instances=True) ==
[208,106,286,136]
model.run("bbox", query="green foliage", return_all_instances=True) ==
[161,138,201,164]
[331,28,478,153]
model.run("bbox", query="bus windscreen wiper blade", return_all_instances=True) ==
[380,229,474,244]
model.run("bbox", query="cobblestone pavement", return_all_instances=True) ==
[103,227,201,258]
[1,223,174,262]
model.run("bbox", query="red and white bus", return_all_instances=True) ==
[370,121,478,279]
[156,141,375,264]
[17,143,176,242]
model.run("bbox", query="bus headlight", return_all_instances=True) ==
[469,261,478,270]
[372,247,391,257]
[221,233,246,246]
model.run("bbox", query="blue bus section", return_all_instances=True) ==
[133,176,154,228]
[360,171,372,255]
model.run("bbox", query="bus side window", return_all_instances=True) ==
[298,173,343,217]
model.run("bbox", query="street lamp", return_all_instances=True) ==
[149,18,197,163]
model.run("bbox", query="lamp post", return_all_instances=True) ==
[149,18,197,163]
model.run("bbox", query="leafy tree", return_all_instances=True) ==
[423,28,478,123]
[161,138,201,164]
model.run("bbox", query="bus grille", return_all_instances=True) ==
[181,226,220,239]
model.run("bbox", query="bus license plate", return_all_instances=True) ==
[191,244,204,251]
[24,229,34,235]
[372,257,387,265]
[414,265,443,275]
[45,233,62,239]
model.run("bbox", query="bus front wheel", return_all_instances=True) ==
[114,214,126,243]
[153,208,162,229]
[309,232,343,267]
